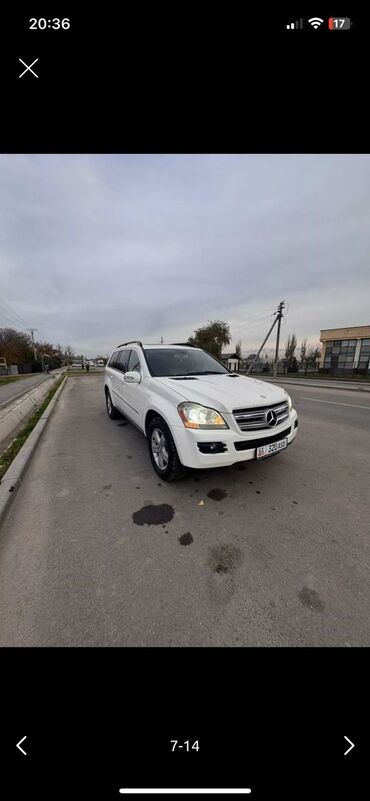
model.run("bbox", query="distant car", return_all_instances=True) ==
[70,362,83,369]
[104,342,298,481]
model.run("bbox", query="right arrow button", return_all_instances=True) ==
[344,735,355,756]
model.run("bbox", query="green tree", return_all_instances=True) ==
[299,338,308,373]
[285,333,297,371]
[233,340,242,359]
[188,320,231,359]
[300,339,307,365]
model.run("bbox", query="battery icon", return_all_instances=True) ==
[328,17,351,29]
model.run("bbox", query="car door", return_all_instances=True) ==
[122,348,146,429]
[107,350,121,406]
[112,349,131,414]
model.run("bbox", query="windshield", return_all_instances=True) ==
[143,348,229,377]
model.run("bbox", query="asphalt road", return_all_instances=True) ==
[0,372,56,408]
[0,375,369,646]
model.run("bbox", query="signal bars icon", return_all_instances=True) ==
[286,19,303,29]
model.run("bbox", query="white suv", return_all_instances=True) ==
[104,342,298,481]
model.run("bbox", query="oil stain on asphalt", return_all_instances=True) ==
[179,532,194,546]
[298,587,325,612]
[207,544,243,574]
[207,488,228,501]
[132,504,175,526]
[207,544,244,604]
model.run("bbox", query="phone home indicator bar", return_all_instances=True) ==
[119,791,252,796]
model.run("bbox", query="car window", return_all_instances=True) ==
[115,349,131,373]
[127,350,141,373]
[143,348,229,377]
[108,351,119,368]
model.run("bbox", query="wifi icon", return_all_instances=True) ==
[308,17,324,28]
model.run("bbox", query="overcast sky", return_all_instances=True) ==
[0,154,369,357]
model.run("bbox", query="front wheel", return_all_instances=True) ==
[105,388,120,419]
[148,416,190,481]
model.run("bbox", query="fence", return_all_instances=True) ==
[240,366,370,379]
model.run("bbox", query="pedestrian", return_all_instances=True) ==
[86,362,90,373]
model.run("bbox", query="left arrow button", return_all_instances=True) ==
[16,736,27,756]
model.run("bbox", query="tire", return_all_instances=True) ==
[148,416,190,481]
[105,388,120,419]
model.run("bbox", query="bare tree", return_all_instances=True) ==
[306,343,321,370]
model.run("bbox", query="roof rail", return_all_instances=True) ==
[171,342,196,347]
[116,340,143,348]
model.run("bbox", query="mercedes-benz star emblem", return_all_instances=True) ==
[266,409,277,427]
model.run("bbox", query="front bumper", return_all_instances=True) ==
[171,409,298,469]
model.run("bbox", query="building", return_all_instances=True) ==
[320,326,370,372]
[243,354,268,372]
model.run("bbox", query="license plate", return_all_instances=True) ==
[256,438,287,459]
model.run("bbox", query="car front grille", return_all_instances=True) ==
[233,400,290,431]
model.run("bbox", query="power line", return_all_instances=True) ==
[0,301,26,327]
[0,295,30,328]
[232,313,276,335]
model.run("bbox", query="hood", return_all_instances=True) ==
[153,374,288,413]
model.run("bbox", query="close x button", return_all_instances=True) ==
[18,58,39,78]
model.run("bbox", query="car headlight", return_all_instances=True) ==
[286,393,292,412]
[177,402,229,429]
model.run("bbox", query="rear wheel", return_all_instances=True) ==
[148,416,190,481]
[105,388,120,419]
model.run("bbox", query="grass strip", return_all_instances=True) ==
[0,375,65,482]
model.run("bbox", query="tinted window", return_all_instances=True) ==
[127,350,141,373]
[116,349,131,373]
[108,351,119,368]
[143,348,229,377]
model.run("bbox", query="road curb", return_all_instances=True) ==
[0,374,52,411]
[0,376,59,449]
[0,375,68,529]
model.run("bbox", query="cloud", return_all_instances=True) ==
[0,154,369,356]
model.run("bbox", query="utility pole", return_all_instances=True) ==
[273,301,285,377]
[27,328,38,360]
[246,300,286,376]
[246,317,278,375]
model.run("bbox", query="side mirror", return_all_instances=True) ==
[124,370,141,384]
